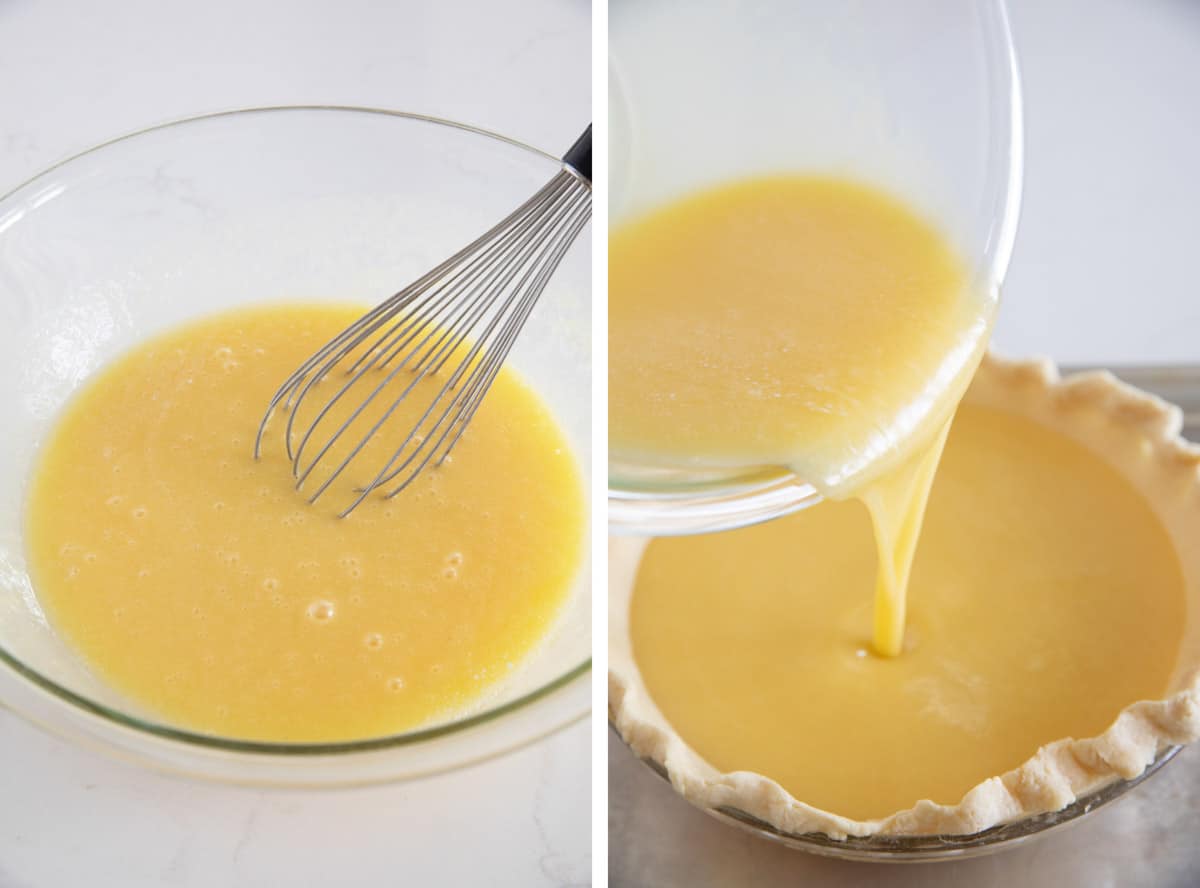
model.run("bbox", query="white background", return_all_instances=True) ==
[609,0,1200,885]
[993,0,1200,365]
[0,2,591,887]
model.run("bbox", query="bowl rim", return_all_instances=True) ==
[0,104,592,757]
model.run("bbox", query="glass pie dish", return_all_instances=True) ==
[0,106,591,785]
[609,359,1200,860]
[613,728,1181,862]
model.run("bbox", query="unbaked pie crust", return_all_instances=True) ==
[609,354,1200,839]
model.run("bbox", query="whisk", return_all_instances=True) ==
[254,125,592,517]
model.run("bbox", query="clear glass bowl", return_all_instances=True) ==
[615,729,1181,861]
[608,0,1024,535]
[0,107,591,785]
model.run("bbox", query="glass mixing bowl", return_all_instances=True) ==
[0,107,591,785]
[608,0,1024,535]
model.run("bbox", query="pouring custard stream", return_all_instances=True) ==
[609,176,994,655]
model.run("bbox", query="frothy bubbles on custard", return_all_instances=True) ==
[305,599,336,623]
[24,304,586,742]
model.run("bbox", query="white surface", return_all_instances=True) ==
[994,0,1200,364]
[0,1,590,886]
[0,716,588,888]
[609,0,1200,884]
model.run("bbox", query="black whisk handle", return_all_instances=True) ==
[562,125,592,183]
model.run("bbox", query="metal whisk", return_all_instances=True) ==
[254,125,591,516]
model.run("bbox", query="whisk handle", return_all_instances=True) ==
[562,125,592,183]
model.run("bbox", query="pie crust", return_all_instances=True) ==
[609,353,1200,839]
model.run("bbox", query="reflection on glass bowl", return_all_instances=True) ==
[607,0,1023,536]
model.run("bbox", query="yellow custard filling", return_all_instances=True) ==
[630,403,1186,821]
[610,176,993,655]
[609,176,990,493]
[26,304,585,742]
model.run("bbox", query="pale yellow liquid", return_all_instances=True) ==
[610,176,992,654]
[609,176,990,495]
[631,404,1185,820]
[26,304,585,742]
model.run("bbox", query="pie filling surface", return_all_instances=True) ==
[630,402,1186,822]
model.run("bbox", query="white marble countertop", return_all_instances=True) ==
[0,2,590,886]
[609,0,1200,884]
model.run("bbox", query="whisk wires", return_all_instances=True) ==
[254,167,591,516]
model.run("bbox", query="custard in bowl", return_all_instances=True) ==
[26,303,584,743]
[607,0,1021,538]
[0,107,590,784]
